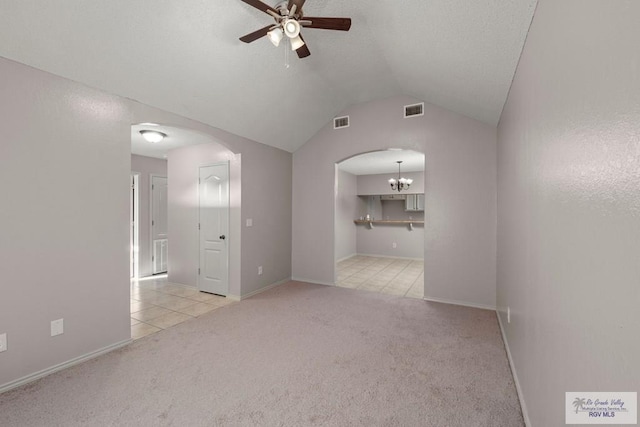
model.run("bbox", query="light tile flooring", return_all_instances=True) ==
[336,256,424,299]
[130,275,233,340]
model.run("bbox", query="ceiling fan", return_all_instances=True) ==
[239,0,351,59]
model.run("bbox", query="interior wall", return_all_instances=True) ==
[496,0,640,425]
[0,56,131,388]
[0,54,293,389]
[131,154,167,278]
[335,169,358,262]
[356,224,424,259]
[293,95,497,308]
[167,133,292,299]
[167,143,241,296]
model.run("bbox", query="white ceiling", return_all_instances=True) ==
[0,0,537,153]
[339,150,425,176]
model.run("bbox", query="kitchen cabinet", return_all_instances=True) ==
[405,194,425,212]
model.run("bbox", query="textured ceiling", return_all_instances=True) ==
[0,0,537,153]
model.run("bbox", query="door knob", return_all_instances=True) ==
[219,235,226,240]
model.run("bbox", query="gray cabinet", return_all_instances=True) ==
[405,194,425,212]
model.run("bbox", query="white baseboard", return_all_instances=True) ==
[422,295,496,311]
[356,253,423,261]
[291,277,335,287]
[336,254,357,263]
[497,312,531,427]
[0,338,132,395]
[232,277,291,301]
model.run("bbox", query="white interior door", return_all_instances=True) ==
[199,163,229,295]
[151,175,168,274]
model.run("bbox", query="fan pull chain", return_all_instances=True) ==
[284,38,290,68]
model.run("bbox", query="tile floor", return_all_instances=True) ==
[336,255,424,299]
[130,275,234,340]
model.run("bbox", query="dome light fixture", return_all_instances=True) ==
[139,130,167,144]
[388,161,413,192]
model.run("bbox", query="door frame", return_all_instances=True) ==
[130,172,140,279]
[197,161,230,295]
[150,174,168,274]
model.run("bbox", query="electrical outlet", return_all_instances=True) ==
[51,319,64,337]
[0,333,7,352]
[246,218,253,227]
[507,307,511,324]
[392,242,397,249]
[258,266,263,275]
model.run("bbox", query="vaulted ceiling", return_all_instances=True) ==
[0,0,537,152]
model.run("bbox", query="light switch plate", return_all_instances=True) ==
[246,218,253,227]
[0,333,7,352]
[51,319,64,337]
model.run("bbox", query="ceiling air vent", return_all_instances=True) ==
[404,102,424,118]
[334,116,350,129]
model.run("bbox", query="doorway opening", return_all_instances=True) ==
[151,174,168,275]
[334,149,425,299]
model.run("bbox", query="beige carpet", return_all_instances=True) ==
[0,282,523,426]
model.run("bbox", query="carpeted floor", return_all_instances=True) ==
[0,282,523,426]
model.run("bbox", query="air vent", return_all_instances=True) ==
[404,102,424,118]
[334,116,350,129]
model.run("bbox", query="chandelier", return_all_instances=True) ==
[388,161,413,192]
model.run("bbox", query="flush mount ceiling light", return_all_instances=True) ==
[139,130,166,143]
[388,160,413,192]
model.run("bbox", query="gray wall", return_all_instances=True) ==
[356,224,424,259]
[0,57,131,387]
[168,138,292,298]
[0,55,292,388]
[293,95,497,308]
[131,154,167,278]
[496,0,640,425]
[357,172,425,195]
[335,169,358,261]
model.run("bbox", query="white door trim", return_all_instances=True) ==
[150,174,168,274]
[130,172,140,279]
[198,162,230,295]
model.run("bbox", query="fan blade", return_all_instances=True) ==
[296,34,311,58]
[239,0,279,16]
[239,25,273,43]
[288,0,306,15]
[302,17,351,31]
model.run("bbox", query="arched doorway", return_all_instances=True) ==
[334,149,425,299]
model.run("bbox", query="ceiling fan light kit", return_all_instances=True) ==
[239,0,352,59]
[267,27,284,46]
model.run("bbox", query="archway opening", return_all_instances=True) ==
[334,149,425,299]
